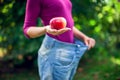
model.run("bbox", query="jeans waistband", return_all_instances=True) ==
[43,35,88,50]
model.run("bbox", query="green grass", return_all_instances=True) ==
[0,69,39,80]
[0,52,120,80]
[74,52,120,80]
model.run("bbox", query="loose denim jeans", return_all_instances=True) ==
[38,35,88,80]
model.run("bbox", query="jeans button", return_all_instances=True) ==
[77,45,81,48]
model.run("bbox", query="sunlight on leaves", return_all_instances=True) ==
[111,57,120,65]
[104,0,109,3]
[89,19,96,26]
[1,1,14,14]
[11,22,15,27]
[8,2,14,8]
[95,6,100,11]
[73,16,78,22]
[91,0,97,3]
[0,48,7,58]
[98,13,103,19]
[75,24,82,30]
[2,6,8,13]
[113,0,120,13]
[94,25,102,33]
[0,36,2,42]
[103,6,111,12]
[107,16,113,23]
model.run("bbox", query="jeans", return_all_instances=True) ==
[38,35,88,80]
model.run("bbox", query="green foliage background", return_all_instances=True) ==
[0,0,120,80]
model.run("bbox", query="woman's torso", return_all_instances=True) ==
[39,0,74,43]
[24,0,74,43]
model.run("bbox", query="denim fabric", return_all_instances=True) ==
[38,35,88,80]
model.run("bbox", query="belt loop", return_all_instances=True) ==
[51,38,55,48]
[44,35,55,49]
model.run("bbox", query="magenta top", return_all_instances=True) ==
[23,0,74,43]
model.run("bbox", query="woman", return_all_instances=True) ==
[23,0,95,80]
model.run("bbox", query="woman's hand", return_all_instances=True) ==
[83,36,96,50]
[73,27,95,50]
[45,25,71,36]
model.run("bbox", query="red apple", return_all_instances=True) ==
[50,17,67,30]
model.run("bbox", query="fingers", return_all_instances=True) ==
[91,38,95,48]
[46,26,71,35]
[88,40,93,50]
[48,29,57,34]
[84,40,89,47]
[46,26,58,35]
[57,28,71,34]
[85,38,96,50]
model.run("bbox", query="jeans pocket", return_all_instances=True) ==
[54,49,76,68]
